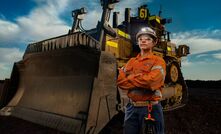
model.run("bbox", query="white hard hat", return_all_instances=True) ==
[136,27,157,40]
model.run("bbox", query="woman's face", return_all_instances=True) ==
[138,34,156,51]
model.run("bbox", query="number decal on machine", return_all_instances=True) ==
[139,8,147,19]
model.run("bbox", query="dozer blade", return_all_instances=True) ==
[1,32,117,134]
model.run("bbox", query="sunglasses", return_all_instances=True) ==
[138,36,153,42]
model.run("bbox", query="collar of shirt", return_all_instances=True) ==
[135,53,154,61]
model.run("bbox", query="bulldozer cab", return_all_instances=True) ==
[0,0,189,133]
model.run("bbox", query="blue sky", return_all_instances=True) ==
[0,0,221,80]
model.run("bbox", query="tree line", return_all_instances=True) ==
[185,80,221,89]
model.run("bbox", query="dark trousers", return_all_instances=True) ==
[124,103,164,134]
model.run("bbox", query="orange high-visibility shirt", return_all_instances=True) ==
[117,53,166,101]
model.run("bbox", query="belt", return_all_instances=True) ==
[130,100,159,107]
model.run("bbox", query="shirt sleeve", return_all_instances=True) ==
[117,59,137,90]
[127,58,166,90]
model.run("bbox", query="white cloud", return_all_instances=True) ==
[82,9,102,30]
[182,61,221,80]
[172,29,221,54]
[0,20,20,44]
[0,0,152,44]
[213,53,221,60]
[0,0,77,79]
[181,52,221,80]
[172,29,221,80]
[16,0,72,42]
[172,29,221,39]
[0,0,73,46]
[0,0,75,79]
[181,57,193,67]
[0,48,23,79]
[0,48,23,63]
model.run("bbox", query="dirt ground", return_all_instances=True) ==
[164,88,221,134]
[0,87,220,134]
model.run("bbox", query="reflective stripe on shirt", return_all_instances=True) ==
[151,65,165,78]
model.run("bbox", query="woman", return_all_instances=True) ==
[117,27,166,134]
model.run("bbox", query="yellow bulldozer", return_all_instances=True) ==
[0,0,189,133]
